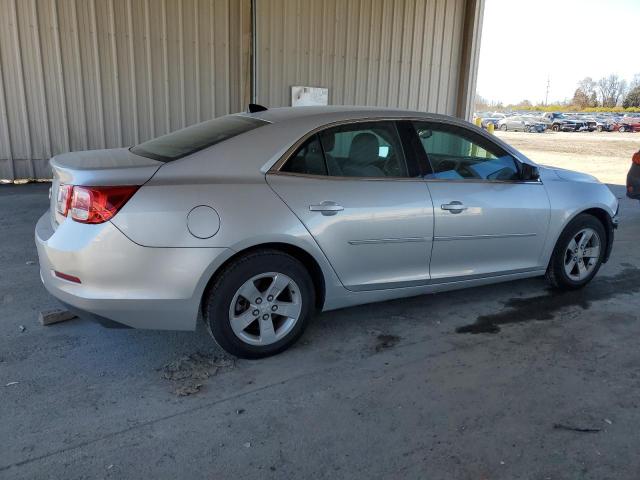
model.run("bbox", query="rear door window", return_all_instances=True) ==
[131,115,267,162]
[279,121,414,178]
[280,135,327,176]
[318,121,409,178]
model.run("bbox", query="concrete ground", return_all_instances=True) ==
[2,164,639,478]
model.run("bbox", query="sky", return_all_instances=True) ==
[476,0,640,105]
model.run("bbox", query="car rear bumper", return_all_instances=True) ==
[35,212,230,330]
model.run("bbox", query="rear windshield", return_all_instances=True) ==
[130,115,267,162]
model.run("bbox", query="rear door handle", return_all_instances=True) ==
[441,201,467,214]
[309,201,344,216]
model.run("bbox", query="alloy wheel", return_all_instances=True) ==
[228,272,302,346]
[563,228,601,281]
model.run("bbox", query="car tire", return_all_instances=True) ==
[552,125,559,132]
[618,126,626,133]
[545,214,606,290]
[203,250,315,358]
[596,125,603,132]
[500,124,507,131]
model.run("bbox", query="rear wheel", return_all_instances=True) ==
[546,214,606,290]
[500,124,507,131]
[204,250,315,358]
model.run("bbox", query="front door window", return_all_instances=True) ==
[413,122,520,181]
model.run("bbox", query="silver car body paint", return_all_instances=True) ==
[35,107,619,330]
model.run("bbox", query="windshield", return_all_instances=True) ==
[131,115,268,162]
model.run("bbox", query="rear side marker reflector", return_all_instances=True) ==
[57,184,139,224]
[54,271,82,283]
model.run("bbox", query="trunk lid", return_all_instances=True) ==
[49,148,162,227]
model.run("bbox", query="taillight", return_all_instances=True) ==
[633,151,640,165]
[54,184,139,224]
[69,186,139,224]
[56,184,73,216]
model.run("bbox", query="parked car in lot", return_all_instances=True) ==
[35,106,619,357]
[497,116,546,132]
[593,117,615,132]
[541,112,588,132]
[628,150,640,199]
[480,116,501,129]
[473,112,506,129]
[585,119,598,132]
[615,116,640,132]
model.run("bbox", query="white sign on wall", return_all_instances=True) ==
[291,86,329,106]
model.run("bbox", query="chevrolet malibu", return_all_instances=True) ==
[35,106,618,358]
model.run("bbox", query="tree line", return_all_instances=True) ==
[476,73,640,112]
[573,74,640,109]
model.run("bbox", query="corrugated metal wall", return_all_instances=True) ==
[0,0,482,181]
[255,0,469,114]
[0,0,250,180]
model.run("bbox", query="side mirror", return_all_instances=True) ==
[520,163,540,181]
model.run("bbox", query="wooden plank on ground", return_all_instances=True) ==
[39,309,77,326]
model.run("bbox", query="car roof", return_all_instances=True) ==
[237,105,453,124]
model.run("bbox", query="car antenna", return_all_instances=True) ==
[248,103,268,113]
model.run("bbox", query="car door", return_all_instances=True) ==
[267,120,434,291]
[409,120,550,282]
[511,117,526,131]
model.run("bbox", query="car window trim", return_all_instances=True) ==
[270,117,421,180]
[270,171,430,182]
[269,116,542,184]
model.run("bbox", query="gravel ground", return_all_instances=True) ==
[495,130,638,185]
[1,156,639,478]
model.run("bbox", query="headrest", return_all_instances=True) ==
[349,133,379,165]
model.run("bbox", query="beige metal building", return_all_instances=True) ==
[0,0,484,181]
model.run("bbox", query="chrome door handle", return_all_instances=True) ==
[309,201,344,216]
[441,201,467,214]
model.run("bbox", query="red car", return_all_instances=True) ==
[615,116,640,133]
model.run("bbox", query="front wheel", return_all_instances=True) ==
[546,214,606,290]
[618,126,627,133]
[204,250,315,358]
[552,124,560,132]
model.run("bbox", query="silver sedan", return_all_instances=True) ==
[35,106,618,357]
[498,116,546,133]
